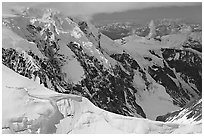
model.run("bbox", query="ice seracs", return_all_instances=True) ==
[2,63,202,134]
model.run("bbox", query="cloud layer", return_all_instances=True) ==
[3,2,200,17]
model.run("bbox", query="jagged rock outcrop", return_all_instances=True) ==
[147,48,202,107]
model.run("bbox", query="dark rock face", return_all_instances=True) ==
[2,48,72,91]
[148,48,202,107]
[67,42,146,118]
[2,48,33,78]
[110,52,151,88]
[162,48,202,92]
[182,37,202,52]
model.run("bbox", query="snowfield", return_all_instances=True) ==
[2,65,202,134]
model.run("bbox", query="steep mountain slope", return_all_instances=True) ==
[2,8,146,118]
[117,32,202,108]
[156,98,202,124]
[2,7,202,123]
[2,65,202,134]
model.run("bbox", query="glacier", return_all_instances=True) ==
[2,65,202,134]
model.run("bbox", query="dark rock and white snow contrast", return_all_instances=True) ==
[2,3,202,134]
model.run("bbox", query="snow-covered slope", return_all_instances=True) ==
[2,64,82,134]
[156,98,202,124]
[117,30,202,107]
[2,65,202,134]
[2,7,202,127]
[2,8,145,119]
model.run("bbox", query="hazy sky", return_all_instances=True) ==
[92,4,202,25]
[2,2,202,25]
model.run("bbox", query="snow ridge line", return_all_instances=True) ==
[5,86,82,102]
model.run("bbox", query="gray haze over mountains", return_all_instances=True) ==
[92,4,202,25]
[3,2,201,25]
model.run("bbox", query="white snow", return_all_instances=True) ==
[71,26,84,39]
[147,20,157,39]
[2,26,45,58]
[81,41,111,69]
[30,18,37,24]
[119,33,189,57]
[2,65,82,134]
[61,58,85,84]
[135,83,180,120]
[166,99,202,124]
[2,65,202,134]
[101,34,124,54]
[2,9,202,134]
[21,50,40,73]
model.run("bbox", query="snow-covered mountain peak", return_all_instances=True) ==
[22,7,59,19]
[2,7,202,134]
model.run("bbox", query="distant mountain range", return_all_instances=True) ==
[96,19,201,40]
